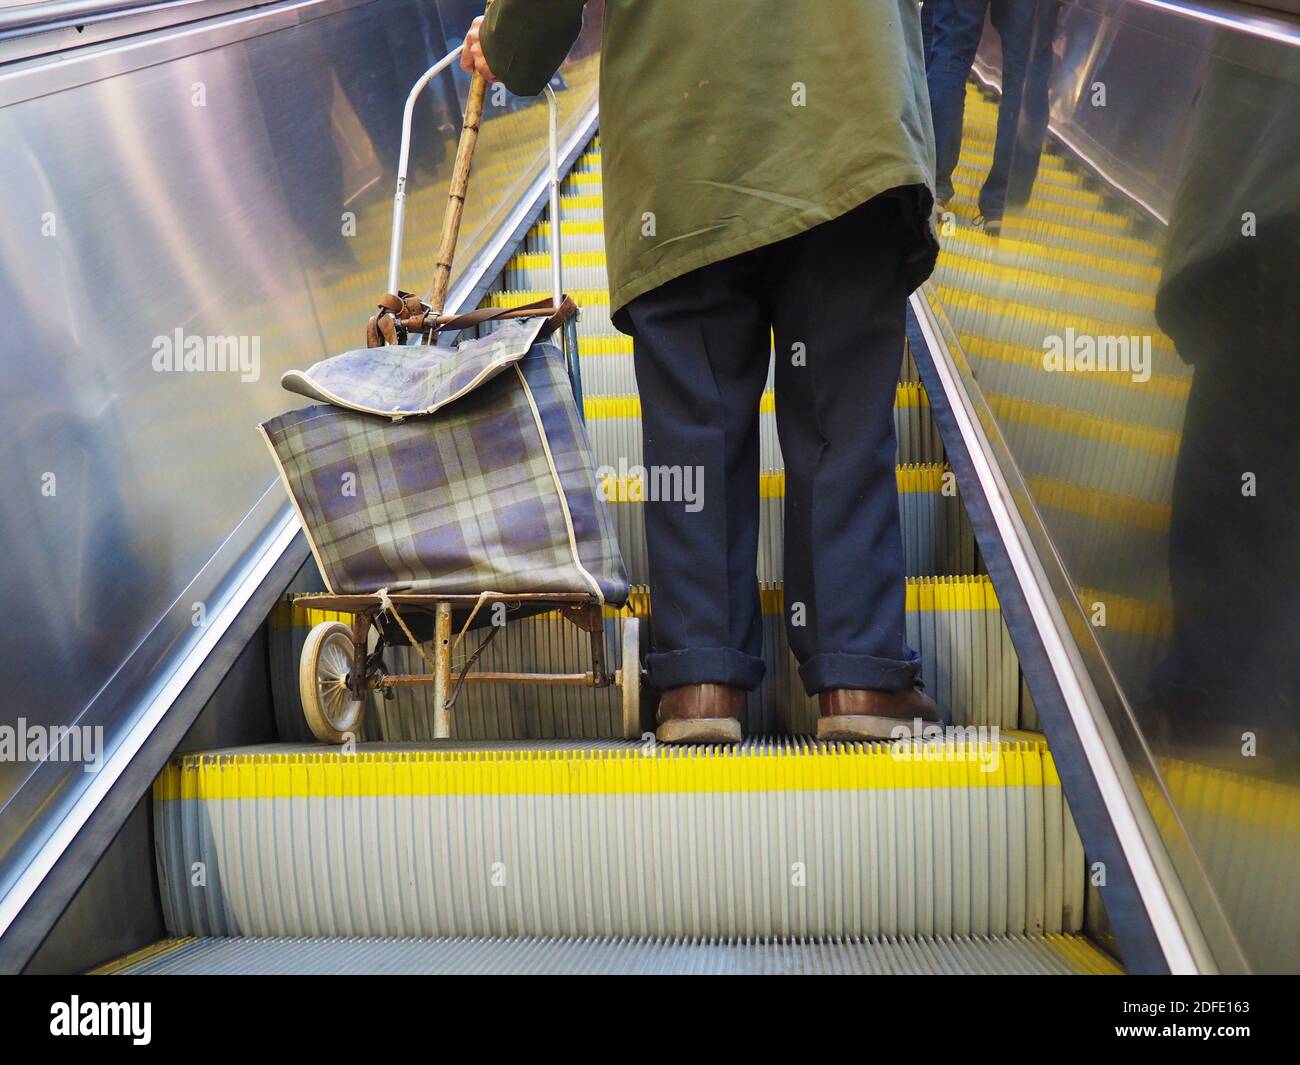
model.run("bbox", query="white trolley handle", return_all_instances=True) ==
[386,47,565,313]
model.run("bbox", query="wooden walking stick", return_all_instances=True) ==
[427,0,494,318]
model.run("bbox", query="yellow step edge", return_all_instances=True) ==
[937,287,1175,356]
[1000,729,1050,748]
[1026,475,1172,533]
[88,937,197,975]
[529,220,606,236]
[955,174,1104,209]
[577,335,633,356]
[1147,756,1300,834]
[939,228,1161,283]
[954,144,1078,181]
[271,601,355,630]
[1045,933,1124,975]
[1000,218,1158,259]
[960,334,1189,401]
[936,250,1155,314]
[153,741,1059,800]
[950,178,1130,231]
[606,576,997,617]
[488,288,610,309]
[954,158,1086,193]
[712,577,1001,617]
[1072,585,1174,638]
[583,383,926,420]
[943,202,1157,258]
[558,193,604,209]
[599,464,952,503]
[986,393,1180,458]
[512,251,608,270]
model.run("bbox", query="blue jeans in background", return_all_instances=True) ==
[926,0,1052,221]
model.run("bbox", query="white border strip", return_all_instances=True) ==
[909,291,1208,974]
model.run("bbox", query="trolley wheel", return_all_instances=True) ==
[619,615,642,739]
[299,621,367,743]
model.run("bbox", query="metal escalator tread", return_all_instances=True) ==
[97,932,1120,975]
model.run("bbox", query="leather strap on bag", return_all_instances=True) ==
[433,294,577,337]
[368,293,576,348]
[367,291,427,347]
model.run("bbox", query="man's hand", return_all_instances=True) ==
[460,16,498,82]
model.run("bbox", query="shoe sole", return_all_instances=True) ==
[655,718,743,745]
[816,715,932,742]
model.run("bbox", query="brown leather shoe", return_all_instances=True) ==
[655,683,745,744]
[816,687,941,742]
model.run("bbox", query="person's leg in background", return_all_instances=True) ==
[1004,0,1059,212]
[926,0,992,208]
[621,254,773,743]
[978,0,1037,227]
[766,197,940,740]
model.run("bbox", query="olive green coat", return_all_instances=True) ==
[481,0,937,323]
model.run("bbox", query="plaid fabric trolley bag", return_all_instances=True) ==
[258,42,634,744]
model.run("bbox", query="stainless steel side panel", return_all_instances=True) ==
[929,0,1299,971]
[0,0,600,926]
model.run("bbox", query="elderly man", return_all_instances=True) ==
[463,0,943,743]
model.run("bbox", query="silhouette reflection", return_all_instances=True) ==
[1151,33,1300,771]
[927,0,1300,971]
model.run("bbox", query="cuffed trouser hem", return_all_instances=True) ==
[798,650,921,696]
[646,647,766,692]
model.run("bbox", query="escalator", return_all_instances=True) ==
[96,130,1125,976]
[9,0,1294,980]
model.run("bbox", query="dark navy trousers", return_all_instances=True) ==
[621,197,922,696]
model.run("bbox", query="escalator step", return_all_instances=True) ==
[153,739,1084,941]
[97,931,1119,975]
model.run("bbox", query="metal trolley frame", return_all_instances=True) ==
[292,47,640,744]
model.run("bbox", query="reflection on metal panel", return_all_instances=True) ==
[0,0,599,906]
[924,0,1299,970]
